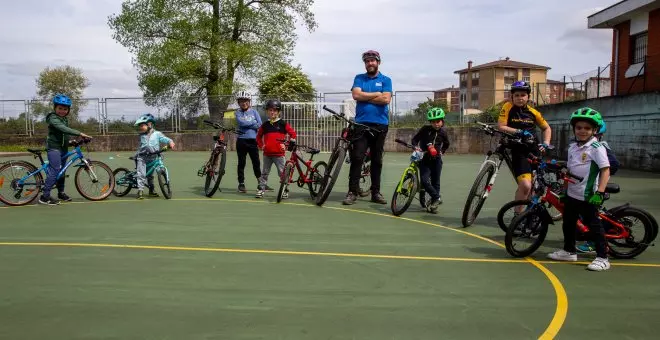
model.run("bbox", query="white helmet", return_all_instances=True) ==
[234,91,251,101]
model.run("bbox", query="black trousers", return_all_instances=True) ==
[236,138,261,184]
[348,124,388,194]
[562,196,608,258]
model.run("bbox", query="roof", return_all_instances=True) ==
[454,59,551,74]
[434,86,460,92]
[547,79,564,84]
[588,0,660,28]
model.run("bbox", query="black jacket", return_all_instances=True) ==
[411,125,450,155]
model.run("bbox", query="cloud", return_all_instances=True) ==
[0,0,617,106]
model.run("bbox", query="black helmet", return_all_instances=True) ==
[265,99,282,110]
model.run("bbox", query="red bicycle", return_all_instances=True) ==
[276,139,327,203]
[505,154,656,259]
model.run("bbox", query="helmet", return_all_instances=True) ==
[53,94,72,107]
[134,113,156,127]
[427,107,446,121]
[235,91,251,101]
[597,120,607,135]
[265,99,282,110]
[510,81,531,94]
[361,50,381,62]
[570,107,603,129]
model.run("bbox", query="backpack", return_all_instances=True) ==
[601,141,620,175]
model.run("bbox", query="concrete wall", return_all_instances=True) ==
[538,92,660,171]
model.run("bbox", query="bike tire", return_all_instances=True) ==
[607,207,654,259]
[157,167,172,199]
[0,160,42,206]
[204,149,225,198]
[390,169,418,217]
[497,200,531,232]
[315,145,346,206]
[308,161,328,199]
[358,163,371,198]
[277,162,295,203]
[74,160,115,201]
[505,208,549,258]
[461,162,496,227]
[112,167,133,197]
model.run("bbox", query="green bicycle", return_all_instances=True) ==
[390,138,428,216]
[112,147,172,199]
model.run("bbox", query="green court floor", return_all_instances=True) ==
[1,151,659,339]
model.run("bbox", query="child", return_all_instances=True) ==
[411,107,450,213]
[255,99,297,198]
[39,94,92,205]
[134,113,175,199]
[547,107,611,271]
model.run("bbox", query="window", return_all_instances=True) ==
[504,84,511,91]
[522,69,530,82]
[631,32,648,64]
[471,86,479,94]
[460,73,467,81]
[471,78,479,87]
[504,69,516,78]
[471,91,479,101]
[471,99,479,108]
[471,72,480,79]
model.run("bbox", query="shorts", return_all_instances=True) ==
[510,148,532,182]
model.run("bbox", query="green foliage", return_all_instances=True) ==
[258,64,315,102]
[479,100,506,123]
[35,65,90,121]
[413,98,448,117]
[108,0,317,119]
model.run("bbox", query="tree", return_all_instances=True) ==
[108,0,317,120]
[258,64,315,102]
[413,98,449,117]
[34,65,90,121]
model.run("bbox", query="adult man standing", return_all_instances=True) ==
[234,91,263,193]
[343,50,392,205]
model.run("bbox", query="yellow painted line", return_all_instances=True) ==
[0,242,528,264]
[538,260,660,268]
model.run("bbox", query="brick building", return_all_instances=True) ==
[433,86,460,112]
[588,0,660,95]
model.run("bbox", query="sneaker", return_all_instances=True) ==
[427,199,440,214]
[39,195,60,206]
[57,193,72,202]
[587,257,610,271]
[547,250,578,262]
[148,191,160,198]
[255,189,264,198]
[238,183,247,193]
[576,241,596,254]
[137,190,144,200]
[342,192,357,205]
[371,192,387,204]
[265,185,274,192]
[282,190,289,199]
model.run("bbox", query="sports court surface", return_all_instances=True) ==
[1,151,659,339]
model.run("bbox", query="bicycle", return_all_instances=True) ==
[112,147,172,199]
[315,105,380,206]
[345,149,372,198]
[390,138,429,216]
[197,120,243,197]
[0,138,115,206]
[505,155,656,259]
[275,139,327,203]
[460,121,539,228]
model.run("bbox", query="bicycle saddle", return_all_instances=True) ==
[27,148,44,155]
[605,183,620,194]
[307,147,320,155]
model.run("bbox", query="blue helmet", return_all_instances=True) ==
[510,81,531,94]
[134,113,156,126]
[53,94,72,107]
[597,120,607,135]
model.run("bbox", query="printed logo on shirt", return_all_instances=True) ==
[375,82,382,87]
[581,152,587,163]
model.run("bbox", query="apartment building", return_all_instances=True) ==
[433,86,460,112]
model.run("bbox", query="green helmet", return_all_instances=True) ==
[570,107,603,128]
[427,107,446,121]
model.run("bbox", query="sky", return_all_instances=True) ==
[0,0,616,108]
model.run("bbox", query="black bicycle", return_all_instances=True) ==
[315,105,380,206]
[197,120,243,197]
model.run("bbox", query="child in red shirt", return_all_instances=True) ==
[255,99,297,198]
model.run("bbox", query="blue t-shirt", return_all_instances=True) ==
[235,108,262,139]
[351,72,392,125]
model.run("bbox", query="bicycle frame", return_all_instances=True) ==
[17,146,88,186]
[282,145,318,185]
[395,161,420,192]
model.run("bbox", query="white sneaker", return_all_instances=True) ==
[255,190,264,198]
[282,190,289,199]
[587,257,610,271]
[547,250,578,262]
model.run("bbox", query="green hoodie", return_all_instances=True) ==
[45,112,82,151]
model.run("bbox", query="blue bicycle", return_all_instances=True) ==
[0,139,115,206]
[112,148,172,199]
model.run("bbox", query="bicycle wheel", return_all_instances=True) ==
[606,207,654,259]
[204,149,225,197]
[358,163,371,198]
[157,167,172,199]
[315,144,346,206]
[74,160,115,201]
[461,162,496,227]
[0,160,42,206]
[390,169,418,217]
[307,161,327,199]
[497,200,531,232]
[112,167,133,197]
[276,163,294,203]
[505,208,549,258]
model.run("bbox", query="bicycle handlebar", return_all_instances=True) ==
[394,138,415,149]
[322,105,380,135]
[68,138,92,147]
[203,120,244,134]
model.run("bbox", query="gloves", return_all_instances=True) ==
[516,129,534,138]
[588,191,605,206]
[287,140,296,151]
[427,144,438,157]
